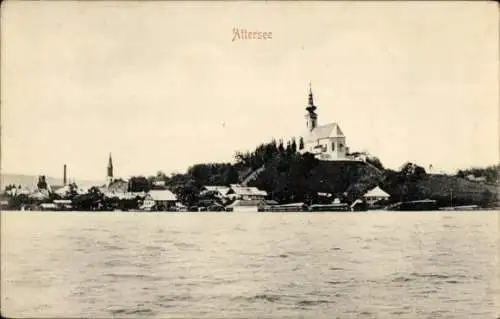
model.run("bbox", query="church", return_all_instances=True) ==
[298,84,350,161]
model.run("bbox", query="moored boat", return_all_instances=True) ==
[439,205,481,211]
[386,199,439,211]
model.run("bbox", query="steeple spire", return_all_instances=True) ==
[305,82,318,131]
[306,82,316,112]
[107,153,114,185]
[308,82,314,106]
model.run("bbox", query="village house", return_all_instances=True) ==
[142,189,178,211]
[226,184,267,201]
[224,184,268,212]
[363,186,391,207]
[226,199,263,212]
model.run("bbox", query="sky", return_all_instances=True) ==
[1,1,498,182]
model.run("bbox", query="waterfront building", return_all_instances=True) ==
[226,184,267,201]
[142,189,178,211]
[298,84,350,161]
[363,186,391,206]
[226,199,263,212]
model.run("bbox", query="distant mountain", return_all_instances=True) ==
[0,173,104,190]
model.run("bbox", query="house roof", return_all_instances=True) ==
[54,185,71,196]
[228,185,267,197]
[304,123,344,143]
[30,190,49,199]
[363,186,390,198]
[148,189,177,201]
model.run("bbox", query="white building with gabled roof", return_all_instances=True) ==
[227,184,267,201]
[142,189,178,211]
[298,84,350,161]
[363,186,391,206]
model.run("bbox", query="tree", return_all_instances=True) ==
[291,138,297,153]
[128,176,150,192]
[174,183,199,206]
[400,162,426,178]
[278,139,285,153]
[223,165,239,184]
[8,194,32,210]
[299,137,304,150]
[366,156,384,170]
[480,189,493,207]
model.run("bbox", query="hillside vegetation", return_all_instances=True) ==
[148,139,497,207]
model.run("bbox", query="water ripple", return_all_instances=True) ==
[2,211,498,318]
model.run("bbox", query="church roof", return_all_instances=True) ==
[304,123,344,142]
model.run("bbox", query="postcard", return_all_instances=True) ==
[1,1,498,318]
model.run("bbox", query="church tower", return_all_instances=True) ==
[305,83,318,132]
[107,153,114,185]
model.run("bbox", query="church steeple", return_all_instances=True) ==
[305,82,318,131]
[107,153,114,185]
[307,82,316,110]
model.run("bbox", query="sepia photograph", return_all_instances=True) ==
[1,1,499,318]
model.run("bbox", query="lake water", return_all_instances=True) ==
[1,211,499,318]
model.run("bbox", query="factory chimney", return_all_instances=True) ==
[63,164,67,186]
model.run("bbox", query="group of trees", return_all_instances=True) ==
[381,163,428,202]
[187,163,239,187]
[233,138,366,204]
[235,138,302,171]
[3,184,22,192]
[456,165,499,184]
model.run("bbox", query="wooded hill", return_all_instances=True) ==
[150,139,498,208]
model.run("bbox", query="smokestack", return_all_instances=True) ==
[63,164,67,186]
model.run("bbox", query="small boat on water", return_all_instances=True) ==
[439,205,481,211]
[386,199,439,211]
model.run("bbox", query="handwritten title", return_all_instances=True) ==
[232,28,273,42]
